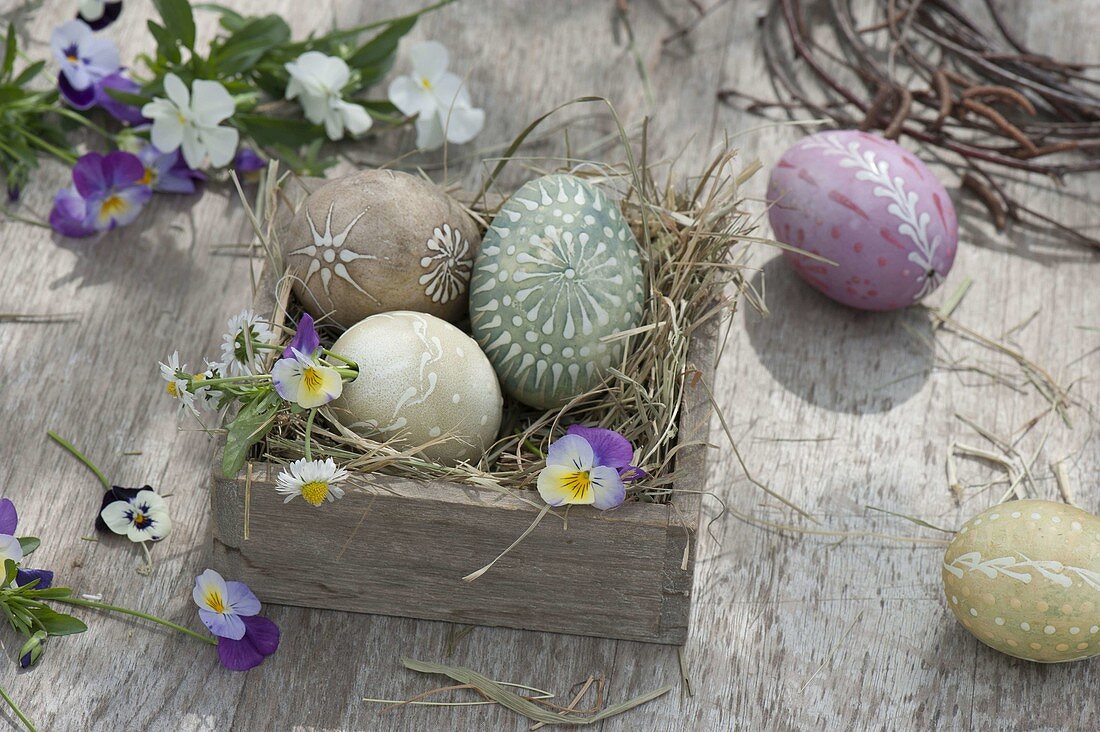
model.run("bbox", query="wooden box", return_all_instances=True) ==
[209,253,716,645]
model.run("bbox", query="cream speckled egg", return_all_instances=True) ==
[942,499,1100,663]
[328,311,502,466]
[283,170,481,327]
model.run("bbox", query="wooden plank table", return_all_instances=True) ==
[1,0,1097,729]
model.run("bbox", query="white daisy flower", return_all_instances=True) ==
[159,351,197,415]
[192,360,224,412]
[285,52,373,141]
[219,309,275,376]
[276,458,349,507]
[141,73,239,169]
[100,489,172,542]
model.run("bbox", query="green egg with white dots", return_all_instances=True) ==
[942,499,1100,663]
[469,174,645,409]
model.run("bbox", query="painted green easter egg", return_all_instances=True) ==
[942,499,1100,663]
[469,174,645,409]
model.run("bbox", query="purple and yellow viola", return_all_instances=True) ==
[536,425,645,511]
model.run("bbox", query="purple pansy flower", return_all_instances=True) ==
[65,151,152,233]
[95,72,147,125]
[565,424,646,480]
[216,615,280,671]
[193,569,262,641]
[137,145,206,194]
[50,20,119,109]
[282,313,320,358]
[78,0,123,31]
[193,569,279,671]
[49,186,96,238]
[0,498,54,589]
[233,147,266,183]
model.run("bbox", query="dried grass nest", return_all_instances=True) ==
[238,109,762,505]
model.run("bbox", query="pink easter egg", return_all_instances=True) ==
[767,130,958,311]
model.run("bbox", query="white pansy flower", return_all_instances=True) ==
[285,52,373,141]
[219,309,275,376]
[387,41,484,150]
[141,73,239,169]
[276,458,349,507]
[100,489,172,542]
[159,351,197,415]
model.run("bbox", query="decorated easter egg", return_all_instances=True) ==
[767,130,957,310]
[942,499,1100,663]
[328,311,502,466]
[283,169,481,327]
[469,174,645,409]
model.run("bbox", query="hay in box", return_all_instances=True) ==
[210,129,757,644]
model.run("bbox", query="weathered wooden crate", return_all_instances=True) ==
[209,233,716,645]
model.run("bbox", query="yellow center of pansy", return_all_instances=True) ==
[204,590,226,613]
[300,481,329,506]
[562,470,592,501]
[132,511,148,527]
[99,194,128,221]
[166,382,179,397]
[138,167,156,186]
[418,76,433,90]
[301,366,324,394]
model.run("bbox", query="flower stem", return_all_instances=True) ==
[304,409,316,461]
[0,684,35,732]
[195,374,272,389]
[54,598,217,646]
[322,350,358,369]
[47,431,110,491]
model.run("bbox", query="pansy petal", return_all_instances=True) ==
[284,314,320,358]
[163,73,190,109]
[225,581,261,617]
[271,357,302,401]
[16,568,54,590]
[0,534,23,564]
[199,607,246,640]
[442,104,484,145]
[99,500,135,536]
[82,35,120,78]
[240,615,280,656]
[589,466,626,510]
[296,365,342,408]
[199,125,239,168]
[566,425,634,470]
[191,79,236,124]
[217,633,263,671]
[387,75,426,117]
[536,465,580,506]
[194,569,227,608]
[339,101,373,136]
[544,433,595,470]
[101,151,146,189]
[72,152,107,199]
[149,113,184,156]
[0,498,17,535]
[58,72,97,109]
[414,113,446,151]
[410,40,449,81]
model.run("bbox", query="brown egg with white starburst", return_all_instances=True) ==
[282,169,481,327]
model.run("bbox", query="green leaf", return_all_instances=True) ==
[3,559,16,587]
[347,16,415,71]
[17,537,39,556]
[235,113,321,148]
[209,15,290,73]
[153,0,196,50]
[147,21,181,65]
[12,59,44,87]
[31,608,88,636]
[221,392,280,477]
[193,2,246,30]
[3,24,17,81]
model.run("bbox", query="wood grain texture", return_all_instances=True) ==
[0,0,1097,730]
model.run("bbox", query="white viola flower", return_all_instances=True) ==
[271,349,343,409]
[219,309,275,376]
[141,73,239,170]
[50,19,119,92]
[159,351,197,415]
[387,41,484,150]
[275,458,349,507]
[284,52,373,141]
[100,489,172,542]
